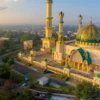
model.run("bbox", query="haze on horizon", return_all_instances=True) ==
[0,0,100,26]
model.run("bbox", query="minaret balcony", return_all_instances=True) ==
[59,21,64,23]
[46,17,53,19]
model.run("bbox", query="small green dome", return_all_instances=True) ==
[59,11,64,16]
[96,74,100,78]
[78,15,83,19]
[76,22,100,43]
[66,64,71,69]
[59,11,64,20]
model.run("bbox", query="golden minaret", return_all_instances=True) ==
[41,0,55,52]
[54,11,65,64]
[56,11,65,53]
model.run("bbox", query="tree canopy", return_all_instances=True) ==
[0,79,15,100]
[75,81,100,100]
[14,89,34,100]
[0,64,11,79]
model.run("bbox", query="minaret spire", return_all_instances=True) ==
[78,15,83,31]
[90,17,92,24]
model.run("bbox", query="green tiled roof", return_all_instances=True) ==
[85,52,92,65]
[96,74,100,78]
[77,48,85,60]
[71,48,92,65]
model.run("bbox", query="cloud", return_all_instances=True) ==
[14,0,18,2]
[0,6,8,10]
[0,0,19,10]
[5,0,19,3]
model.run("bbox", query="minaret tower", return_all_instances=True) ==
[54,11,65,64]
[46,0,53,39]
[78,15,83,32]
[57,11,64,43]
[41,0,55,52]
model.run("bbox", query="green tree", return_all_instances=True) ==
[0,79,15,100]
[0,47,4,55]
[20,34,31,43]
[2,56,9,63]
[15,89,35,100]
[0,64,11,79]
[3,39,14,49]
[75,81,100,100]
[7,58,14,65]
[4,31,12,38]
[32,34,41,49]
[65,86,73,94]
[60,86,73,94]
[10,71,25,83]
[29,81,36,89]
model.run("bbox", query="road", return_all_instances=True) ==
[0,48,23,58]
[13,62,43,76]
[14,61,77,88]
[13,61,76,99]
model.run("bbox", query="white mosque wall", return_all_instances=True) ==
[84,48,100,66]
[65,45,78,55]
[65,44,100,66]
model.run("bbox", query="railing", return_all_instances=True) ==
[70,73,93,83]
[19,56,93,84]
[47,65,64,74]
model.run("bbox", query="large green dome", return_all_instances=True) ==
[76,22,100,43]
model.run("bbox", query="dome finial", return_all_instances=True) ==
[90,17,92,24]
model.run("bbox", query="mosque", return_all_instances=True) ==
[18,0,100,87]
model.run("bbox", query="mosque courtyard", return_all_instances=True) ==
[32,51,65,69]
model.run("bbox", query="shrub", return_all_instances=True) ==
[10,71,25,83]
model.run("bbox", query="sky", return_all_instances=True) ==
[0,0,100,25]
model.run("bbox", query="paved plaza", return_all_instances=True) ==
[34,52,65,69]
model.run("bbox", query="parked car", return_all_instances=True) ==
[22,82,28,87]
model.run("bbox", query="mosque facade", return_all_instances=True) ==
[18,0,100,87]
